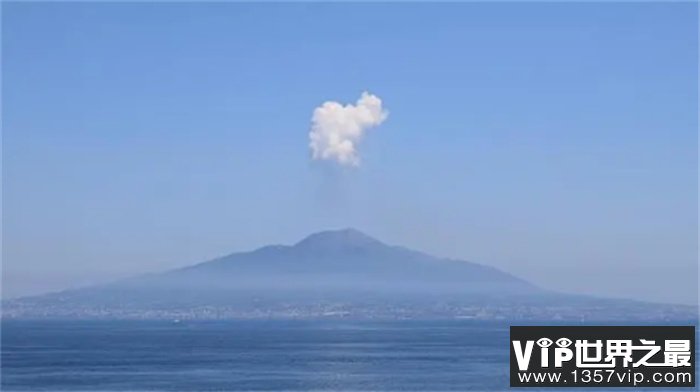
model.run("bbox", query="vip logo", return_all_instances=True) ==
[512,337,575,370]
[513,336,692,371]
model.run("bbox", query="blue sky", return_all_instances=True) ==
[3,3,697,304]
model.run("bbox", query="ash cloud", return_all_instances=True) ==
[309,92,388,166]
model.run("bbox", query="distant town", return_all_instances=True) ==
[4,299,696,322]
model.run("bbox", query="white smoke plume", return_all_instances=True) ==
[309,92,388,166]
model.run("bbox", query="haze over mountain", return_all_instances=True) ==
[3,229,695,320]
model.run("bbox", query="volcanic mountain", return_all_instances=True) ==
[3,229,694,320]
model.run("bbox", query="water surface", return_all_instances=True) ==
[2,320,509,391]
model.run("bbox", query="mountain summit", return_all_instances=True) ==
[4,229,694,320]
[294,228,384,251]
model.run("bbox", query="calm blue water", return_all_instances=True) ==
[3,320,697,391]
[2,320,510,391]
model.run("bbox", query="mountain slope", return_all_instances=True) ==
[146,228,539,294]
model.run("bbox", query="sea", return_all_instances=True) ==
[1,320,697,391]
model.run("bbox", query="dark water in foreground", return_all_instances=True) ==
[3,320,510,391]
[2,320,698,391]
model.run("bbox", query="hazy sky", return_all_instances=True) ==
[3,3,697,305]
